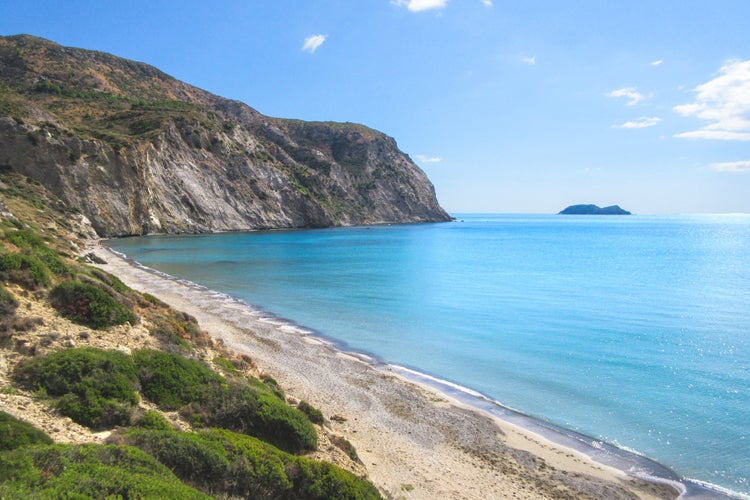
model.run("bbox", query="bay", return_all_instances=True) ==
[108,214,750,496]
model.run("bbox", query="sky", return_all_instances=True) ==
[1,0,749,214]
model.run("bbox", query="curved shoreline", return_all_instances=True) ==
[93,242,737,499]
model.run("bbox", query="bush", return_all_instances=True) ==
[147,311,211,348]
[2,229,46,249]
[123,429,234,489]
[12,348,139,429]
[49,280,136,329]
[87,268,130,293]
[0,251,51,288]
[123,428,381,499]
[36,249,71,277]
[0,443,209,499]
[56,393,135,431]
[185,380,317,454]
[0,284,18,317]
[213,355,239,375]
[260,373,285,400]
[134,410,174,431]
[329,434,360,463]
[133,349,225,410]
[0,411,53,451]
[2,229,71,277]
[142,292,166,307]
[298,400,325,425]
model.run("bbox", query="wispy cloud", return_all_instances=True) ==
[391,0,448,12]
[651,59,663,67]
[710,160,750,172]
[415,154,443,163]
[480,0,493,7]
[613,117,662,129]
[674,59,750,141]
[520,55,536,66]
[302,34,327,53]
[607,87,645,106]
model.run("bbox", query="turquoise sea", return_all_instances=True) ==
[108,214,750,497]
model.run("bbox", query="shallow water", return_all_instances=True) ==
[108,214,750,496]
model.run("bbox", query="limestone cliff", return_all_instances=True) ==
[0,35,450,236]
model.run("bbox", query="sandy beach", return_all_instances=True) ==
[90,242,681,500]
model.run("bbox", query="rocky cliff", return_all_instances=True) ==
[0,35,451,237]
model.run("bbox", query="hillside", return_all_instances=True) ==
[0,34,450,237]
[558,204,631,215]
[0,170,380,498]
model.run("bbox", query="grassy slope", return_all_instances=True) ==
[0,170,380,499]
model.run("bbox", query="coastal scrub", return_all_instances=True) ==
[12,347,140,429]
[49,280,136,329]
[121,427,381,499]
[0,443,209,498]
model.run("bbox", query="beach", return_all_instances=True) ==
[90,242,681,499]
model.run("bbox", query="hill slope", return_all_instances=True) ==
[559,204,631,215]
[0,35,450,236]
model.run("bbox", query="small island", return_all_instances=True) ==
[558,204,631,215]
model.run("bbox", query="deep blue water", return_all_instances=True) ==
[108,214,750,496]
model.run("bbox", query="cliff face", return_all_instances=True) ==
[0,35,450,237]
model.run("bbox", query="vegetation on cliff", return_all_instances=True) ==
[0,171,381,498]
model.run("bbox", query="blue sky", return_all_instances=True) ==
[2,0,749,214]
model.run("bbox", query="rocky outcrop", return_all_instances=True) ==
[0,35,450,236]
[558,204,631,215]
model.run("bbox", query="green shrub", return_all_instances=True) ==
[0,284,18,317]
[0,443,209,499]
[134,410,174,430]
[329,434,360,463]
[0,411,53,451]
[260,373,285,400]
[123,428,381,499]
[142,292,166,307]
[184,380,317,454]
[36,249,71,277]
[87,268,130,293]
[213,355,239,375]
[133,349,225,410]
[298,400,325,425]
[147,311,210,348]
[12,348,139,429]
[2,229,46,249]
[49,280,136,329]
[0,251,51,288]
[286,454,381,500]
[56,393,135,431]
[123,429,234,489]
[2,227,70,276]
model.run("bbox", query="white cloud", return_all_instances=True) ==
[391,0,448,12]
[520,55,536,66]
[674,59,750,141]
[709,160,750,172]
[302,34,327,53]
[415,154,443,163]
[651,59,663,67]
[613,117,662,129]
[607,87,645,106]
[480,0,493,6]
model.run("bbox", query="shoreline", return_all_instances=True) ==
[91,242,721,499]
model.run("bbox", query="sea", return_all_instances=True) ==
[107,213,750,498]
